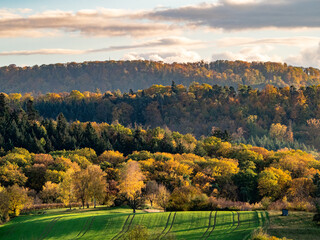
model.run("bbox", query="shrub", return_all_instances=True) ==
[209,197,262,211]
[250,228,289,240]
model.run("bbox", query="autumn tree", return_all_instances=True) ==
[0,185,9,222]
[73,165,107,208]
[119,161,145,213]
[156,184,170,211]
[258,167,292,200]
[168,185,208,211]
[59,169,76,209]
[87,165,107,208]
[145,180,159,207]
[73,169,91,208]
[40,181,60,203]
[6,184,30,217]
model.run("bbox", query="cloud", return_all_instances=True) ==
[146,0,320,30]
[216,37,320,47]
[285,43,320,68]
[0,37,205,56]
[1,1,319,39]
[0,8,177,38]
[0,49,85,56]
[122,48,202,63]
[212,45,283,62]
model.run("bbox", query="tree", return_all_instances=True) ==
[156,184,170,211]
[258,167,292,200]
[6,184,30,217]
[0,185,9,222]
[97,150,125,166]
[25,164,47,192]
[40,181,60,203]
[87,165,107,208]
[0,163,27,187]
[59,169,76,209]
[168,185,208,211]
[288,178,316,200]
[145,180,159,207]
[73,165,107,208]
[119,161,145,213]
[73,169,90,208]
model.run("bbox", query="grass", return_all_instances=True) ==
[267,211,320,240]
[0,207,307,240]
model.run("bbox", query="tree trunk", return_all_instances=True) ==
[150,200,153,207]
[94,198,96,208]
[82,199,85,209]
[133,199,136,213]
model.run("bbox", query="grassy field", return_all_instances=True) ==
[0,207,282,240]
[267,211,320,240]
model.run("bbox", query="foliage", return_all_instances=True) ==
[119,161,145,212]
[1,60,320,94]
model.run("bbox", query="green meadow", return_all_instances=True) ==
[0,207,269,240]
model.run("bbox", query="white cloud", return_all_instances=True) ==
[285,43,320,68]
[212,45,283,62]
[123,48,202,63]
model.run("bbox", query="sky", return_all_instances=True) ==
[0,0,320,68]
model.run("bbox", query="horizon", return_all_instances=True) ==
[0,58,312,70]
[0,0,319,68]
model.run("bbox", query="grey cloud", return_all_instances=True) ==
[216,37,320,47]
[146,0,320,30]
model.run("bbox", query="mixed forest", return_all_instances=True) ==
[1,60,320,93]
[1,90,320,226]
[4,83,320,152]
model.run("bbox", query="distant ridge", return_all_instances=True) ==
[0,60,319,93]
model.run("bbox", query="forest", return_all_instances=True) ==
[1,91,320,224]
[1,60,320,93]
[4,83,320,152]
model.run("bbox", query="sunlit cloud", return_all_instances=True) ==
[0,37,205,56]
[212,45,283,63]
[123,48,202,63]
[0,8,177,38]
[286,42,320,68]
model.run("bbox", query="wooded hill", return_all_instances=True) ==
[1,90,320,224]
[8,83,320,152]
[1,60,320,93]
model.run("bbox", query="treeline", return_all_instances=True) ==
[1,91,320,222]
[1,60,320,93]
[0,93,200,155]
[6,83,320,151]
[1,143,320,222]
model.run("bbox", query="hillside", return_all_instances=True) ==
[1,60,320,93]
[8,83,320,152]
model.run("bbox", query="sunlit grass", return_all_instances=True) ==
[0,207,270,240]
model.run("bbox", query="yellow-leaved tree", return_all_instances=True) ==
[119,161,145,213]
[258,167,292,200]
